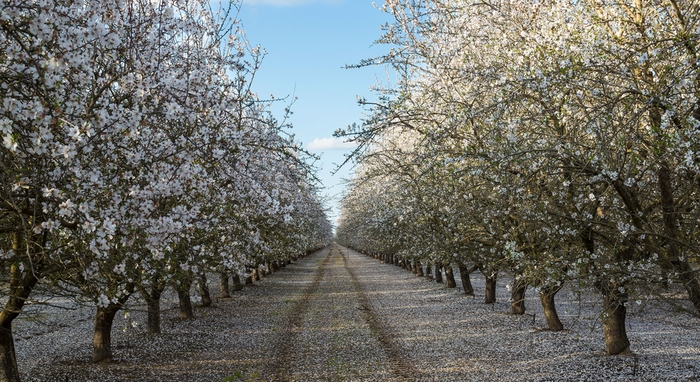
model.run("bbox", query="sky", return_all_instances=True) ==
[236,0,394,226]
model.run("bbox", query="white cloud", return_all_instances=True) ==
[244,0,341,6]
[306,137,357,151]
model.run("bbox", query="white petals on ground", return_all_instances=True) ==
[16,245,700,381]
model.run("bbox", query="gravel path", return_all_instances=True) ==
[17,244,700,381]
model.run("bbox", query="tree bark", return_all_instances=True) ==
[139,283,165,335]
[510,279,527,315]
[435,263,443,283]
[252,268,260,282]
[484,273,497,304]
[220,272,231,298]
[176,278,194,319]
[416,260,424,277]
[444,265,457,288]
[0,231,40,381]
[265,262,272,276]
[232,273,244,291]
[539,285,564,331]
[602,293,631,355]
[457,264,475,295]
[199,274,212,307]
[425,263,433,279]
[92,306,119,363]
[92,283,133,363]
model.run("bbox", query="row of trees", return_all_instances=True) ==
[0,0,332,380]
[336,0,700,355]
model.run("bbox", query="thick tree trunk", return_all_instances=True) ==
[139,283,165,335]
[484,273,497,304]
[510,280,527,315]
[220,272,231,298]
[146,296,161,335]
[265,262,272,276]
[93,305,120,363]
[0,320,19,382]
[0,232,41,381]
[92,282,133,364]
[416,260,424,277]
[425,263,433,279]
[444,265,457,288]
[232,273,244,291]
[457,264,475,295]
[199,274,212,307]
[176,278,194,319]
[435,263,443,283]
[539,285,564,331]
[602,293,631,355]
[252,268,260,282]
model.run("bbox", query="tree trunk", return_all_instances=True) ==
[510,279,527,315]
[0,319,19,382]
[176,278,194,319]
[220,272,231,298]
[444,265,457,288]
[412,260,419,275]
[139,283,165,335]
[602,293,631,355]
[199,274,212,307]
[265,262,273,276]
[92,305,120,363]
[457,264,475,295]
[232,273,244,291]
[416,260,424,277]
[484,273,497,304]
[539,285,564,331]
[252,268,260,282]
[435,263,443,283]
[272,262,280,272]
[426,263,433,279]
[92,283,133,364]
[0,231,40,381]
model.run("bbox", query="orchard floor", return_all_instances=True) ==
[17,244,700,381]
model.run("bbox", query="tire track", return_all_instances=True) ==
[337,245,417,381]
[267,249,333,381]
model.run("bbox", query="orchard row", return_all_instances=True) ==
[336,0,700,356]
[0,1,332,380]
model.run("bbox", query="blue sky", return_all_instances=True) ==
[237,0,393,225]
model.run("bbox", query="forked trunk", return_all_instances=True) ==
[602,293,630,355]
[484,273,497,304]
[457,264,475,295]
[539,285,564,331]
[220,272,231,298]
[510,280,527,315]
[416,260,424,277]
[444,265,457,288]
[232,273,244,291]
[435,263,443,283]
[199,274,212,307]
[93,305,120,363]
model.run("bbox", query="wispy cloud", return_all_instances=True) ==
[307,137,357,151]
[244,0,341,6]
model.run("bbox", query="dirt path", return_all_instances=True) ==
[18,244,700,381]
[263,244,410,381]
